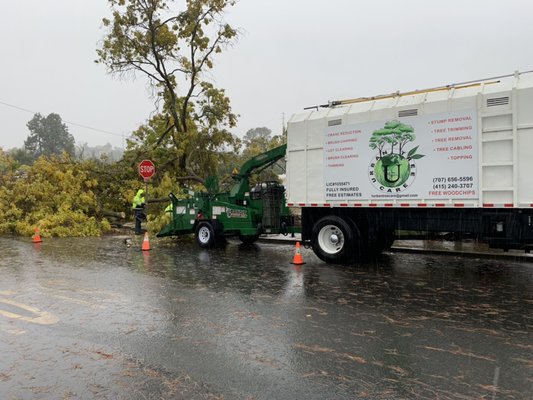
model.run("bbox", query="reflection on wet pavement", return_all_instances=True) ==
[0,236,531,399]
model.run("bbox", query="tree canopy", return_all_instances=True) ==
[24,113,75,159]
[0,1,289,239]
[369,120,424,169]
[96,0,239,179]
[0,150,110,237]
[239,126,286,184]
[369,120,416,158]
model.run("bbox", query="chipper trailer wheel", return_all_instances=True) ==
[195,221,216,248]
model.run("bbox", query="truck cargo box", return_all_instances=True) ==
[287,72,533,209]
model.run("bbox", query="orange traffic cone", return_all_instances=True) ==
[291,241,305,265]
[33,227,42,243]
[141,232,151,251]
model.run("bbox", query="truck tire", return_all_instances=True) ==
[312,216,356,264]
[195,221,216,248]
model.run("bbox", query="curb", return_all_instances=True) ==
[257,236,533,262]
[388,245,533,262]
[257,236,300,245]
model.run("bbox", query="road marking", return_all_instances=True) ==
[0,299,59,325]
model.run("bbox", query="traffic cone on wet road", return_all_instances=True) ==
[141,232,151,251]
[33,227,42,243]
[291,241,305,265]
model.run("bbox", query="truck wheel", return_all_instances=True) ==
[239,234,259,245]
[312,216,355,264]
[195,221,216,248]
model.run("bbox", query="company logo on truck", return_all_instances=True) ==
[226,208,248,219]
[368,120,425,193]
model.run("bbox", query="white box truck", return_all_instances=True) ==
[286,71,533,264]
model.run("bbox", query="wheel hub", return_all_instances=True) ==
[317,224,344,255]
[199,227,210,243]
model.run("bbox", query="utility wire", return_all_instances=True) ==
[0,99,126,138]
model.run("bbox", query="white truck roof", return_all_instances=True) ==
[286,71,533,208]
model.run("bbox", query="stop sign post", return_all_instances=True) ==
[139,160,155,181]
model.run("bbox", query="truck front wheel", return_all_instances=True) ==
[312,216,356,264]
[195,221,216,248]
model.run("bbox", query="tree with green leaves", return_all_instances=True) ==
[241,127,275,158]
[24,113,75,159]
[96,0,239,179]
[238,126,286,185]
[8,147,34,166]
[243,127,272,147]
[369,120,419,158]
[0,151,111,237]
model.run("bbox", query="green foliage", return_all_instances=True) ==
[370,120,421,158]
[406,145,424,160]
[97,0,239,179]
[93,2,293,235]
[95,0,248,233]
[0,152,111,237]
[237,127,286,186]
[25,113,75,159]
[143,171,188,233]
[8,147,34,166]
[92,159,138,216]
[122,111,237,186]
[242,127,275,158]
[0,149,18,178]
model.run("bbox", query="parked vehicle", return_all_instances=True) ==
[157,144,296,247]
[159,71,533,264]
[286,71,533,263]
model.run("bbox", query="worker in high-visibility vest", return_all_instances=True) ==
[132,189,146,234]
[164,202,173,222]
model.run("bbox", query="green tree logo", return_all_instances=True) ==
[368,120,424,190]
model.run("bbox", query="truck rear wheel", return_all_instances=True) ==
[312,216,356,264]
[195,221,216,248]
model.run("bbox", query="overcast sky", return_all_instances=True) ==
[0,0,532,151]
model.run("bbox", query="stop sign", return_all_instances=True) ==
[139,159,156,180]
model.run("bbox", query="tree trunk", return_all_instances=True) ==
[102,209,126,219]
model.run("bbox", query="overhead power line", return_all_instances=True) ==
[0,99,126,138]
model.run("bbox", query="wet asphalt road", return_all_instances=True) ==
[0,236,531,400]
